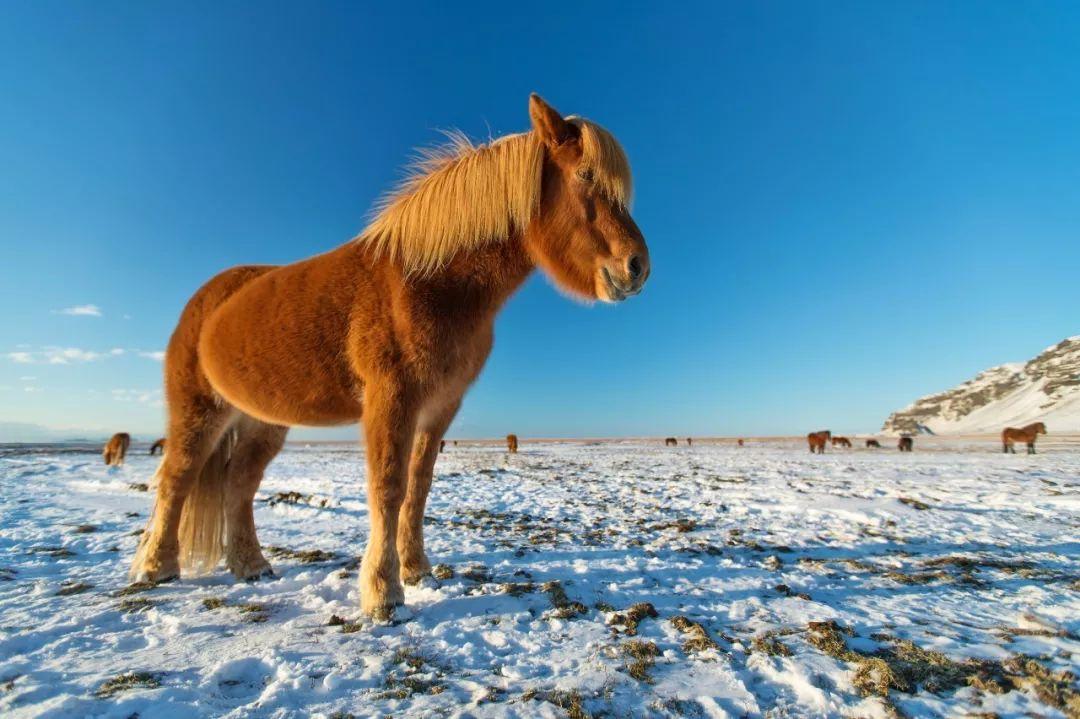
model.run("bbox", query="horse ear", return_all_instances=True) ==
[529,93,574,147]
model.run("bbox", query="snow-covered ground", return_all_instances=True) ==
[1,440,1077,718]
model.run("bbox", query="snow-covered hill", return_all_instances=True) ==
[883,336,1080,435]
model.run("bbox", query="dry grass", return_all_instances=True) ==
[542,581,587,619]
[55,581,92,596]
[432,563,454,580]
[264,546,335,563]
[95,672,161,698]
[670,615,720,654]
[621,639,660,682]
[608,602,658,636]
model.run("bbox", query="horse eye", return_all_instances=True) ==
[576,167,593,183]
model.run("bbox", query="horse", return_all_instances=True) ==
[1002,422,1046,454]
[686,437,693,447]
[865,439,881,448]
[103,433,131,466]
[831,436,852,448]
[898,436,914,452]
[149,438,166,456]
[737,438,744,447]
[664,437,678,447]
[438,440,446,453]
[807,430,831,454]
[506,434,519,454]
[128,95,649,619]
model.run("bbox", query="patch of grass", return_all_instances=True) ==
[266,490,311,506]
[460,564,492,583]
[542,581,587,619]
[648,518,698,533]
[72,524,97,534]
[264,546,335,563]
[117,597,159,613]
[882,570,951,585]
[28,546,74,558]
[128,483,149,492]
[114,581,160,597]
[95,672,161,698]
[55,581,93,596]
[752,632,793,657]
[544,689,590,719]
[201,597,227,610]
[237,602,270,623]
[621,640,660,683]
[479,685,507,704]
[608,602,658,636]
[0,567,15,581]
[670,615,720,654]
[340,621,363,633]
[501,581,536,597]
[898,497,930,510]
[1,674,20,693]
[1001,655,1079,714]
[432,563,454,580]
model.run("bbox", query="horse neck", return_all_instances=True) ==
[406,233,535,317]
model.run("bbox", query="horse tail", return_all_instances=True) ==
[176,428,238,575]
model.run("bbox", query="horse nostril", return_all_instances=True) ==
[627,255,643,281]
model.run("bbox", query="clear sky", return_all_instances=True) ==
[2,1,1078,441]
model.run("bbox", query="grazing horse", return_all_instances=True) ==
[865,439,881,448]
[737,438,744,447]
[149,438,166,456]
[831,436,852,448]
[1002,422,1046,454]
[506,434,519,454]
[898,436,914,452]
[103,433,131,466]
[807,430,831,454]
[664,437,678,447]
[129,95,649,618]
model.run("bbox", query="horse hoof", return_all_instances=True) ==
[130,571,178,586]
[244,568,275,583]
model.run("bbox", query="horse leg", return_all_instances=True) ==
[398,398,461,585]
[359,381,418,618]
[1028,442,1036,455]
[224,417,288,580]
[129,399,236,583]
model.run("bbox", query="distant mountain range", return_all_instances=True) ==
[883,336,1080,435]
[0,421,117,444]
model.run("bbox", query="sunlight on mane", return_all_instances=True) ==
[356,119,632,275]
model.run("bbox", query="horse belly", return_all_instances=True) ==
[198,272,362,427]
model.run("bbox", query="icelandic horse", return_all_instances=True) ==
[103,432,131,466]
[506,434,519,453]
[807,430,831,454]
[129,95,649,619]
[898,436,914,452]
[664,437,678,447]
[865,439,881,448]
[149,438,166,456]
[831,436,852,448]
[1002,422,1046,454]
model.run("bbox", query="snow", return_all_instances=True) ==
[925,379,1080,434]
[1,440,1078,718]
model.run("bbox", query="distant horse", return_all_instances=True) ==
[103,433,131,466]
[439,440,446,453]
[506,434,519,453]
[149,438,166,456]
[686,437,693,446]
[664,437,678,447]
[737,438,744,447]
[831,436,852,448]
[865,439,881,448]
[807,430,831,454]
[1002,422,1046,454]
[898,436,914,452]
[128,95,649,620]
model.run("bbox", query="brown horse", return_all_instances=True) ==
[103,433,131,466]
[664,437,678,447]
[1002,422,1046,454]
[898,436,914,452]
[686,437,693,447]
[439,440,446,453]
[807,430,831,454]
[831,436,852,448]
[865,439,881,448]
[737,438,744,447]
[506,434,519,454]
[149,438,166,456]
[129,95,648,618]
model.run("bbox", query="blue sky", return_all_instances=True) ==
[1,1,1078,440]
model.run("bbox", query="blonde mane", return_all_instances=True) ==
[357,118,632,274]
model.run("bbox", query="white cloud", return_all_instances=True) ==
[56,304,102,317]
[110,348,125,356]
[138,350,166,361]
[6,346,166,365]
[8,352,34,364]
[46,347,105,364]
[111,388,163,407]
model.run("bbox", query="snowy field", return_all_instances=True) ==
[1,439,1078,718]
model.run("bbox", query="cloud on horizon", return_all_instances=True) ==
[4,347,163,365]
[55,304,102,317]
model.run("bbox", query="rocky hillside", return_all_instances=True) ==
[882,336,1080,434]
